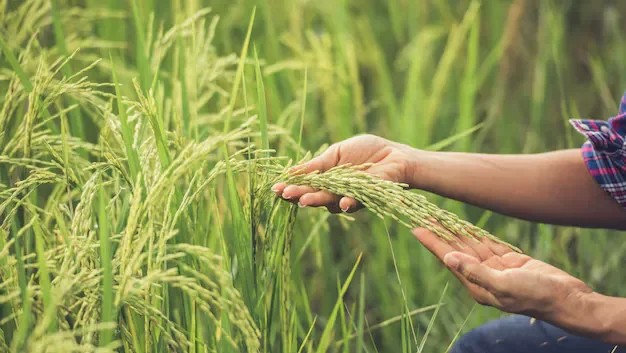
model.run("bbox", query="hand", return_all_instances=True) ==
[272,134,417,213]
[412,226,593,321]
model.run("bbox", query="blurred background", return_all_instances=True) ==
[2,0,626,351]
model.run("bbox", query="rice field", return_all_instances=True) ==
[1,0,626,352]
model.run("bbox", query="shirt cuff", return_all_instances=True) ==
[570,119,626,208]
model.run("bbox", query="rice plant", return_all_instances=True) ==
[1,0,626,352]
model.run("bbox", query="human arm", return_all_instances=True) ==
[412,227,626,344]
[272,135,626,229]
[409,148,626,229]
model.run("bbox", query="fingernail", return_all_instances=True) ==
[298,202,307,208]
[444,254,460,269]
[271,187,280,193]
[341,206,349,212]
[283,195,292,200]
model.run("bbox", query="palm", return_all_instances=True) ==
[332,135,412,184]
[273,135,415,212]
[413,227,591,318]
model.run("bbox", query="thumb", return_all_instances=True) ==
[291,145,339,175]
[443,252,501,292]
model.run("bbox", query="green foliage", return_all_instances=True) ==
[1,0,625,352]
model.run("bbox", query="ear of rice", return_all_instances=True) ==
[264,162,521,253]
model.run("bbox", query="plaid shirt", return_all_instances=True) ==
[570,92,626,208]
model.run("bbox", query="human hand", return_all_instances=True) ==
[272,134,417,213]
[412,226,593,320]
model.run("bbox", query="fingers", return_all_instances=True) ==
[283,185,317,201]
[271,182,287,195]
[421,219,513,261]
[271,183,316,206]
[414,224,480,259]
[456,234,495,262]
[412,228,504,306]
[299,190,340,207]
[272,142,363,213]
[339,196,360,213]
[290,144,339,175]
[443,252,504,294]
[271,182,360,212]
[482,237,515,257]
[412,228,458,260]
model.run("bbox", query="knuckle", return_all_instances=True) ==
[464,269,479,284]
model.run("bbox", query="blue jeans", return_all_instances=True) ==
[450,315,623,353]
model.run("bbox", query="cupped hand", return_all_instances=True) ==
[413,227,592,320]
[272,134,417,213]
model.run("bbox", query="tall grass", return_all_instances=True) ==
[1,0,626,352]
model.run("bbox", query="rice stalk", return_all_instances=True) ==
[264,163,521,252]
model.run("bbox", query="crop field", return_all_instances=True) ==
[1,0,626,352]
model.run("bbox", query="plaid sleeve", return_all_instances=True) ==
[570,92,626,208]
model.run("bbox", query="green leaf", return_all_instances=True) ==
[296,68,307,162]
[316,253,362,353]
[425,123,484,151]
[222,7,256,134]
[130,0,152,90]
[417,283,448,353]
[111,56,141,186]
[254,46,269,154]
[0,36,33,93]
[33,217,55,332]
[97,174,114,346]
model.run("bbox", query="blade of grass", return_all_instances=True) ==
[130,0,152,90]
[315,252,362,353]
[97,175,114,346]
[356,273,365,353]
[12,288,32,352]
[0,36,33,93]
[11,217,30,351]
[241,66,259,299]
[222,7,256,134]
[422,1,480,145]
[443,304,476,353]
[383,222,418,346]
[111,56,141,186]
[33,217,55,332]
[457,8,480,152]
[296,67,307,162]
[178,37,191,138]
[254,45,269,154]
[339,281,350,353]
[425,123,484,152]
[219,7,256,312]
[297,316,317,353]
[336,304,441,344]
[401,305,408,353]
[211,193,234,353]
[417,283,448,353]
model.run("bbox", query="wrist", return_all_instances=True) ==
[401,146,436,190]
[548,290,616,342]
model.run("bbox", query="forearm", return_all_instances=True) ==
[407,148,626,229]
[549,291,626,344]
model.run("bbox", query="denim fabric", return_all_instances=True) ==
[449,315,623,353]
